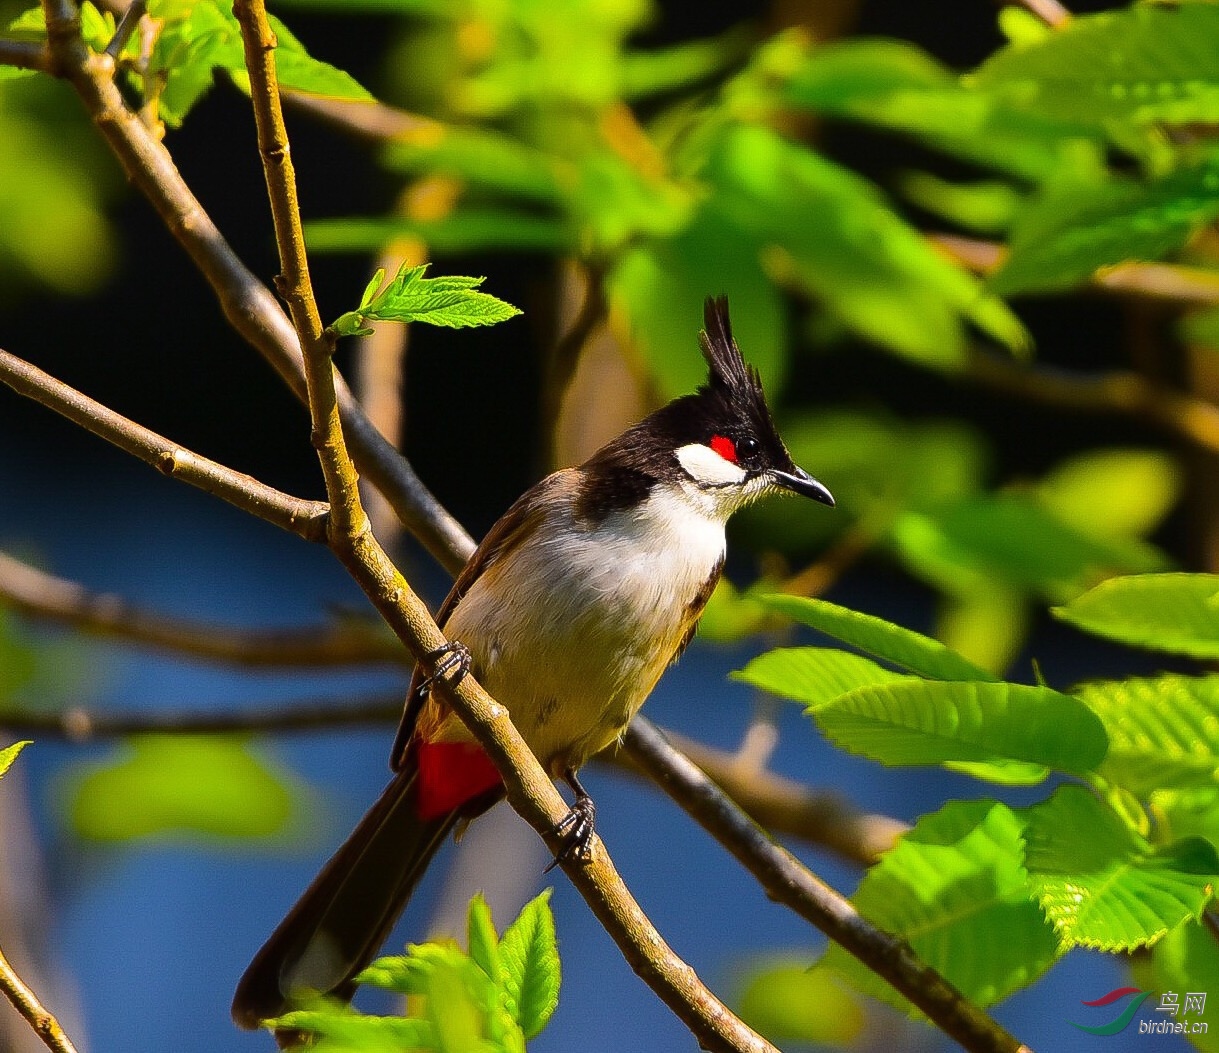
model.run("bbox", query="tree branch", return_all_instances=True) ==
[932,233,1219,307]
[38,0,475,575]
[0,551,404,667]
[0,40,49,72]
[0,943,79,1053]
[0,347,329,542]
[623,720,1033,1053]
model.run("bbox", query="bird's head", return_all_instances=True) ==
[578,296,833,523]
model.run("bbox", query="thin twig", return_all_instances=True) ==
[931,233,1219,307]
[0,943,79,1053]
[38,0,475,574]
[0,551,405,667]
[103,0,144,60]
[0,39,49,72]
[624,720,1034,1053]
[967,352,1219,455]
[1006,0,1071,29]
[0,347,330,542]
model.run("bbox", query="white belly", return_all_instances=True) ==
[437,489,726,771]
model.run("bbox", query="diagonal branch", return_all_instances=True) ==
[0,347,329,542]
[0,942,79,1053]
[624,719,1033,1053]
[38,0,475,574]
[0,551,404,667]
[0,40,49,72]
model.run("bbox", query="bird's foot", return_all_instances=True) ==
[545,769,596,872]
[415,640,472,697]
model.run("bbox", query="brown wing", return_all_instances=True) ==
[390,471,569,770]
[671,556,725,666]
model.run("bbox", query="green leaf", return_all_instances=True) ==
[935,578,1028,678]
[1025,785,1219,951]
[755,594,998,682]
[266,1007,435,1049]
[466,893,502,984]
[145,0,372,128]
[1054,573,1219,657]
[330,262,521,337]
[0,740,31,780]
[499,890,559,1040]
[732,647,911,707]
[305,211,570,257]
[899,172,1024,235]
[826,800,1061,1007]
[1134,920,1219,1053]
[65,736,300,841]
[810,679,1108,777]
[970,4,1219,132]
[1035,448,1181,541]
[606,199,786,399]
[990,154,1219,297]
[705,124,1028,366]
[425,959,492,1053]
[1073,675,1219,796]
[736,961,865,1046]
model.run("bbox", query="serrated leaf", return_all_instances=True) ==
[331,262,521,336]
[811,679,1108,777]
[65,735,299,841]
[971,4,1219,132]
[732,647,912,707]
[0,740,30,780]
[755,594,998,682]
[1025,785,1219,951]
[1073,675,1219,796]
[499,890,559,1040]
[826,800,1061,1008]
[466,893,502,984]
[990,155,1219,297]
[355,954,428,994]
[1054,573,1219,657]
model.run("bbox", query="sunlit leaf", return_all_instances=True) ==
[756,595,998,682]
[733,646,911,707]
[810,679,1107,777]
[705,124,1028,366]
[1133,920,1219,1053]
[466,893,502,984]
[0,740,30,780]
[66,736,300,841]
[970,4,1219,131]
[935,578,1028,678]
[1025,785,1219,951]
[899,172,1024,235]
[990,154,1219,297]
[826,800,1060,1007]
[1035,448,1182,541]
[499,890,559,1040]
[267,1007,434,1049]
[1054,574,1219,657]
[736,960,865,1046]
[1073,675,1219,796]
[305,211,570,256]
[330,262,521,337]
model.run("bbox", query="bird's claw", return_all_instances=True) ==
[415,641,472,697]
[544,794,596,872]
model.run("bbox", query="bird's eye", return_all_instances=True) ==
[737,436,759,458]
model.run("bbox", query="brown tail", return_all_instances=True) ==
[231,768,455,1028]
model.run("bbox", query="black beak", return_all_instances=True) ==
[770,466,835,506]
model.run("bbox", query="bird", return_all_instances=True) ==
[232,295,834,1027]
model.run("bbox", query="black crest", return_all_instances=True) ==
[574,295,797,521]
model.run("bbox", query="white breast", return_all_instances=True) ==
[437,484,727,771]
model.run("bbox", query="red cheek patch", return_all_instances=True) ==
[709,434,737,462]
[415,741,503,819]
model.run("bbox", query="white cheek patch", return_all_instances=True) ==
[676,442,748,487]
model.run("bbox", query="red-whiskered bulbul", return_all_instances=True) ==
[232,295,833,1027]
